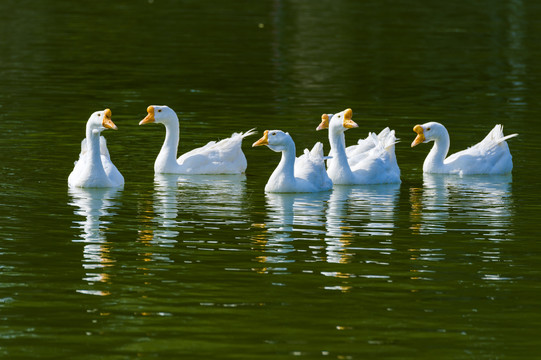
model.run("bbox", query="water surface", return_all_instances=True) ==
[1,0,541,359]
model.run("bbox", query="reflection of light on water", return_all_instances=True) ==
[149,174,182,247]
[408,174,516,286]
[255,192,330,266]
[325,184,399,264]
[174,174,248,228]
[323,285,353,292]
[410,174,514,238]
[253,185,399,288]
[76,289,111,296]
[69,187,121,296]
[481,274,513,281]
[265,192,329,232]
[136,174,248,263]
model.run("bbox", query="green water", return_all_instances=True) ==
[1,0,541,358]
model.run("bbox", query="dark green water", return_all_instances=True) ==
[1,0,541,358]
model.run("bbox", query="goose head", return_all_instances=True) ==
[252,130,293,152]
[411,122,446,147]
[88,108,117,131]
[317,108,358,133]
[139,105,178,126]
[316,113,333,131]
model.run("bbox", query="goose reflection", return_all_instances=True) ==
[69,187,122,295]
[255,192,330,265]
[325,184,400,264]
[146,174,182,246]
[410,174,514,236]
[138,174,248,249]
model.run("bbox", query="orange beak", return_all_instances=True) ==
[252,130,269,147]
[102,108,117,130]
[139,106,155,125]
[316,114,330,131]
[411,125,425,147]
[342,108,358,129]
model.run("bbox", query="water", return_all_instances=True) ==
[1,0,541,358]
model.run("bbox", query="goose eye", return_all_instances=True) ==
[158,109,162,113]
[272,132,276,136]
[427,127,431,131]
[98,114,101,117]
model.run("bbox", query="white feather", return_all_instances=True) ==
[142,106,255,175]
[323,110,401,185]
[414,122,518,175]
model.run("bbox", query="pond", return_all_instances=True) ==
[1,0,540,358]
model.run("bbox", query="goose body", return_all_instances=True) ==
[68,109,124,188]
[252,130,333,193]
[316,109,401,185]
[140,105,254,174]
[411,122,518,175]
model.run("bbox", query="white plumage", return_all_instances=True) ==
[68,109,124,188]
[411,122,518,175]
[140,105,255,174]
[316,108,401,185]
[252,130,333,193]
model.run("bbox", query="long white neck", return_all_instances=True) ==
[423,130,450,173]
[86,125,106,176]
[327,129,354,182]
[265,140,296,191]
[155,118,181,173]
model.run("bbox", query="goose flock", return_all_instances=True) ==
[68,105,518,192]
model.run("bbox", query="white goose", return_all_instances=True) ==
[411,122,518,175]
[252,130,333,193]
[139,105,255,174]
[68,109,124,188]
[316,108,401,185]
